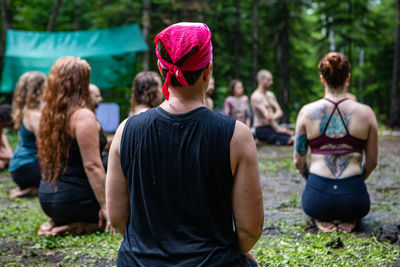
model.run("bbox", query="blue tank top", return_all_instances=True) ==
[9,123,37,172]
[118,106,247,266]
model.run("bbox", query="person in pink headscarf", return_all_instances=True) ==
[106,22,263,266]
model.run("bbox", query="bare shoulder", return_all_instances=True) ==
[115,119,129,140]
[251,91,263,103]
[24,110,41,123]
[110,119,129,153]
[350,101,376,121]
[70,108,97,135]
[298,100,325,119]
[266,91,275,98]
[231,121,254,149]
[72,108,96,121]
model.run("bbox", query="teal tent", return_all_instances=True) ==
[1,24,148,93]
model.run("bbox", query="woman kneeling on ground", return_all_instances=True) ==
[294,52,378,233]
[37,57,112,236]
[9,72,46,197]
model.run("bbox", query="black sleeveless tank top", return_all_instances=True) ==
[119,107,247,266]
[62,128,107,178]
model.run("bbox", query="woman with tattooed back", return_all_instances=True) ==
[294,52,378,233]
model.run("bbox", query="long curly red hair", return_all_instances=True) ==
[38,57,92,182]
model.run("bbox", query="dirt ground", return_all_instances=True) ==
[0,137,399,266]
[258,137,400,245]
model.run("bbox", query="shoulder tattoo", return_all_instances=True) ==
[306,104,327,121]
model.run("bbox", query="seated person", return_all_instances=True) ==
[37,57,112,236]
[89,83,103,109]
[224,79,251,127]
[89,83,112,170]
[205,76,215,110]
[9,72,46,197]
[128,71,163,116]
[0,104,13,170]
[294,52,378,233]
[251,69,293,145]
[106,22,263,266]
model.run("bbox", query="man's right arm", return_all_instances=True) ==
[230,121,264,254]
[106,120,130,236]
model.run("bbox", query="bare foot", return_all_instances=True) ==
[313,218,337,232]
[50,222,101,236]
[10,187,38,198]
[286,136,294,145]
[338,220,357,233]
[255,139,264,147]
[38,220,56,236]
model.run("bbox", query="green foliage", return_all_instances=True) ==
[254,220,400,266]
[1,132,400,265]
[0,176,122,266]
[1,0,398,124]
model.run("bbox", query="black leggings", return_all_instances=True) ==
[11,161,41,189]
[255,126,291,145]
[38,178,100,225]
[302,173,370,221]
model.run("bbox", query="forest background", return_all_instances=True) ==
[0,0,399,127]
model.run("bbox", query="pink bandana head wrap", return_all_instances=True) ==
[154,22,213,100]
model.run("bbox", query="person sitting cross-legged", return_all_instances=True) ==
[251,69,294,146]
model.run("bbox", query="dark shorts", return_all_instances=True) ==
[38,177,100,225]
[11,161,41,189]
[302,173,370,221]
[255,126,291,145]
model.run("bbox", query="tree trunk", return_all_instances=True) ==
[73,0,82,31]
[142,0,151,71]
[47,0,63,32]
[329,27,335,51]
[0,0,13,88]
[1,0,12,30]
[251,0,259,91]
[390,0,400,127]
[234,0,240,79]
[358,48,364,103]
[276,1,289,123]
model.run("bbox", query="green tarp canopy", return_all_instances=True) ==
[1,24,148,93]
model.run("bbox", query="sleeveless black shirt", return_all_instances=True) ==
[118,107,247,266]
